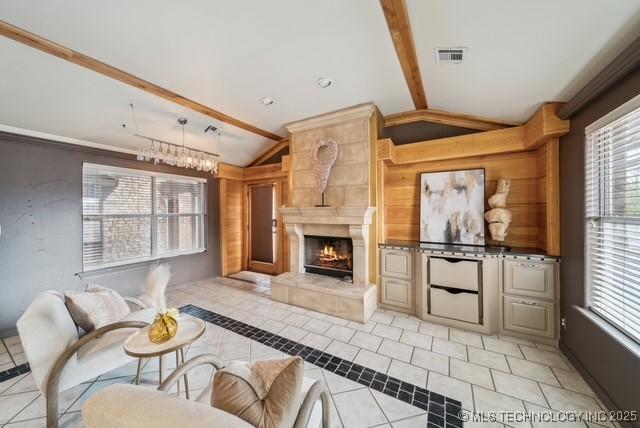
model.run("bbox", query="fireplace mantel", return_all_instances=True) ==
[279,206,376,286]
[278,206,375,226]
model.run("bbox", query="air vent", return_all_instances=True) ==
[435,47,467,64]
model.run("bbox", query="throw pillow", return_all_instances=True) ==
[212,356,303,428]
[64,284,130,332]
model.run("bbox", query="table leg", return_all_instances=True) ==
[175,350,181,396]
[159,354,164,384]
[180,347,190,399]
[135,358,143,385]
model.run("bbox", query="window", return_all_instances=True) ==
[82,163,206,271]
[585,96,640,344]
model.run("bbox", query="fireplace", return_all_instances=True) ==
[304,235,353,279]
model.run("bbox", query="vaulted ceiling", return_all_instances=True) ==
[1,0,640,166]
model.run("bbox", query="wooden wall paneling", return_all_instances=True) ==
[544,139,560,255]
[217,163,244,181]
[0,21,282,142]
[390,127,527,164]
[386,203,541,229]
[384,108,521,131]
[386,223,419,241]
[219,178,244,275]
[242,163,286,181]
[384,151,539,186]
[219,179,228,276]
[370,112,382,284]
[383,151,543,248]
[377,161,387,244]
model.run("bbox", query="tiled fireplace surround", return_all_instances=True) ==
[271,104,379,323]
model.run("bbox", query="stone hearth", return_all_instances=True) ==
[271,272,376,323]
[271,206,377,322]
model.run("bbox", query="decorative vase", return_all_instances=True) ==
[148,311,178,344]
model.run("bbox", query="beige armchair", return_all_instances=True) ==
[16,291,155,428]
[82,354,331,428]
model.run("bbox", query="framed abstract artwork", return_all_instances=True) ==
[419,168,485,245]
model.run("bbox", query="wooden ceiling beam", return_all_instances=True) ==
[523,102,569,149]
[384,108,521,131]
[0,20,283,142]
[248,139,289,167]
[380,0,428,109]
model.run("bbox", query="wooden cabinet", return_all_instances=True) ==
[504,260,555,300]
[377,246,558,340]
[500,258,559,342]
[380,249,414,313]
[503,296,555,338]
[381,249,413,280]
[430,257,479,291]
[381,276,413,310]
[431,287,480,323]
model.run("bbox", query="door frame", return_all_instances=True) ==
[244,178,283,275]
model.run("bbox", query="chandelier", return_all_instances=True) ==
[131,104,220,175]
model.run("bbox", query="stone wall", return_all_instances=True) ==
[287,104,374,208]
[101,217,151,262]
[92,174,153,263]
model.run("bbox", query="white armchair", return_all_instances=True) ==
[16,290,155,428]
[82,354,331,428]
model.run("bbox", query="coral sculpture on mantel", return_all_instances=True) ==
[310,138,338,206]
[484,178,512,242]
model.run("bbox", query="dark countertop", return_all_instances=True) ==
[378,240,560,260]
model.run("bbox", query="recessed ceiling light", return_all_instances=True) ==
[317,77,334,88]
[260,97,275,106]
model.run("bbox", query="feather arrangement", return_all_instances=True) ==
[141,263,171,314]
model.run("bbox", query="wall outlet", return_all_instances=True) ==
[561,317,567,330]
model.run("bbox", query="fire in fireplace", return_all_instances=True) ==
[304,235,353,279]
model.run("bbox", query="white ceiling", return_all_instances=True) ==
[408,0,640,122]
[1,0,640,165]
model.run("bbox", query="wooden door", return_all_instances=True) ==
[247,182,278,274]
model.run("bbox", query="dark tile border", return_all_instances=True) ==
[181,304,464,427]
[0,363,30,383]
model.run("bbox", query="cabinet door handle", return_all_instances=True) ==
[517,263,539,268]
[518,299,539,306]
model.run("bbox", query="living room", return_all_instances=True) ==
[1,1,639,427]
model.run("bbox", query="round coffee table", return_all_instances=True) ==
[124,315,206,398]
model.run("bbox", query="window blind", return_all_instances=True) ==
[82,164,206,271]
[585,99,640,344]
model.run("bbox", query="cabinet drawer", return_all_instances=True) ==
[381,249,413,280]
[430,287,479,324]
[430,257,479,291]
[503,296,555,338]
[504,260,555,299]
[381,277,413,309]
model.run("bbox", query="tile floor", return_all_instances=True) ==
[228,270,273,286]
[0,276,619,427]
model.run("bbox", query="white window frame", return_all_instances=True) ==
[585,93,640,344]
[82,163,207,272]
